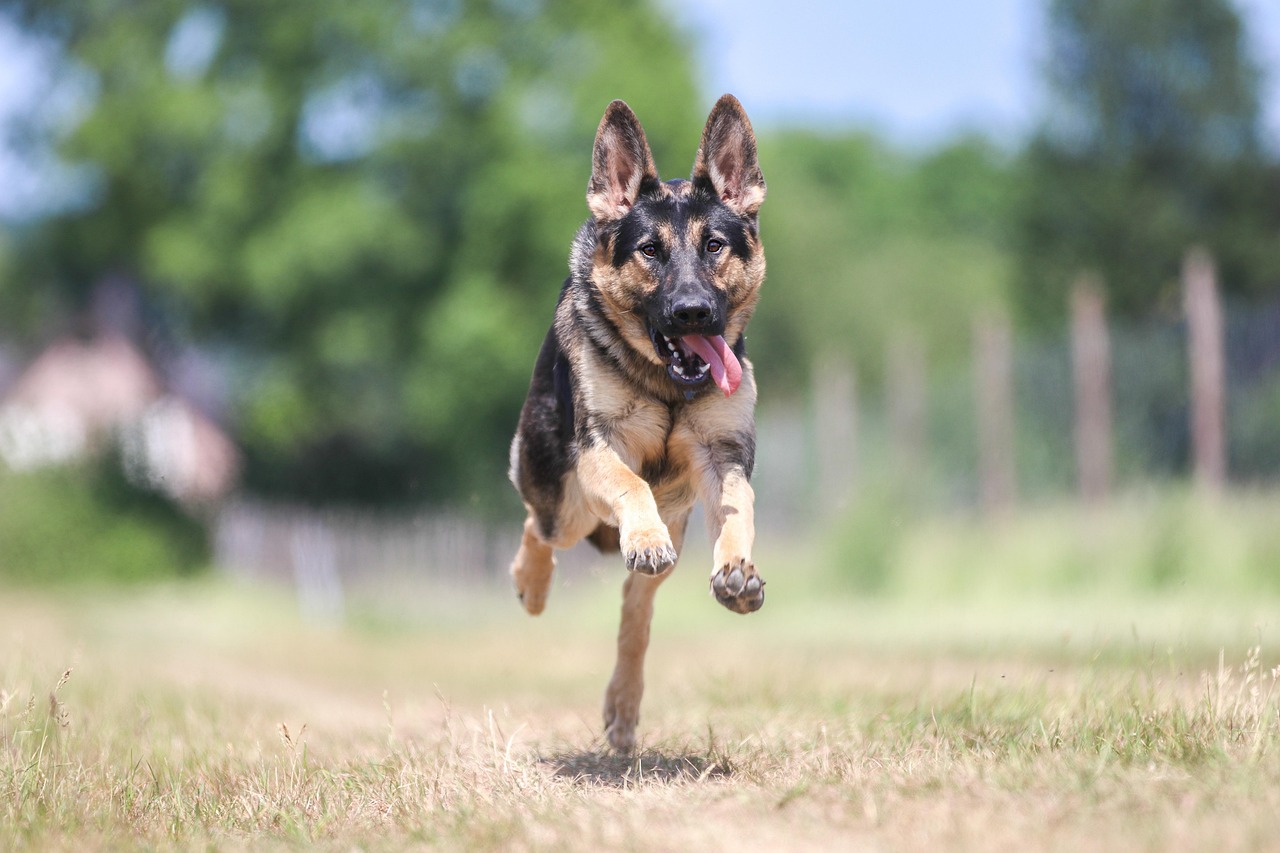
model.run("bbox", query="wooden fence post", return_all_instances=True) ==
[812,357,858,514]
[1070,276,1112,504]
[1183,247,1227,493]
[974,313,1017,517]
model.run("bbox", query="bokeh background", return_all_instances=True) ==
[1,0,1279,611]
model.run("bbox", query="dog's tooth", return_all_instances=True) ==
[673,365,685,376]
[667,343,677,352]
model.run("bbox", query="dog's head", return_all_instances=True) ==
[583,95,766,397]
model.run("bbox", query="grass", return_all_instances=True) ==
[4,498,1280,851]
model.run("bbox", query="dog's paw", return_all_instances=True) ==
[710,558,764,614]
[511,552,553,616]
[514,580,548,616]
[621,525,676,576]
[602,680,641,754]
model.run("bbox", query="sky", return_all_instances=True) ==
[672,0,1280,146]
[3,0,1280,217]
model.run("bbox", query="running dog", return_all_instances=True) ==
[508,94,767,753]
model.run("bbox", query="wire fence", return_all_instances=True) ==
[756,256,1280,523]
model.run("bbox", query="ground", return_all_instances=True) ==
[2,535,1279,851]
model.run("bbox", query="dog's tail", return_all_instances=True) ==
[585,523,621,554]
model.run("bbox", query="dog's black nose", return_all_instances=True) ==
[670,294,716,330]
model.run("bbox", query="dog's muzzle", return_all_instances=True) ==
[648,325,742,397]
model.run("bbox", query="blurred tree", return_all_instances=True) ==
[0,0,700,507]
[753,130,1016,390]
[1017,0,1280,325]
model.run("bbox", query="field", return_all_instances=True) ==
[4,498,1280,851]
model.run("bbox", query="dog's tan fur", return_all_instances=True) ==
[509,95,767,752]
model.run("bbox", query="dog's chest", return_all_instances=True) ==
[579,360,720,502]
[606,399,707,500]
[602,397,676,467]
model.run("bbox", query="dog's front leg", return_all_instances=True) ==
[576,444,676,575]
[704,462,763,613]
[578,442,679,752]
[602,512,687,753]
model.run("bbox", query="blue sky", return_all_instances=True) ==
[672,0,1280,145]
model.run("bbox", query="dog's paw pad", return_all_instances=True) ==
[711,559,764,614]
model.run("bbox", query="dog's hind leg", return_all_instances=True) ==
[603,512,688,753]
[511,514,556,615]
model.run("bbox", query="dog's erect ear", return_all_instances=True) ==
[587,100,659,222]
[692,94,766,217]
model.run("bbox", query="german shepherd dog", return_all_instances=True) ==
[508,95,766,753]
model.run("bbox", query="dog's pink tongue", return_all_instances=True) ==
[681,334,742,396]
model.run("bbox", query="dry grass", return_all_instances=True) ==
[3,571,1280,852]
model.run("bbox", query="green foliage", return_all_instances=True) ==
[0,0,1026,505]
[0,464,207,583]
[825,489,1280,598]
[1232,369,1280,479]
[1,0,701,505]
[7,0,1276,510]
[752,131,1017,391]
[1016,0,1280,325]
[822,493,911,593]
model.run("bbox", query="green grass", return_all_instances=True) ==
[2,549,1279,852]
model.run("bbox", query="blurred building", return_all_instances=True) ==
[0,331,240,507]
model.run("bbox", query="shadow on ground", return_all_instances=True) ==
[540,748,734,787]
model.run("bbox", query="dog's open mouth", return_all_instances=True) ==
[649,327,743,397]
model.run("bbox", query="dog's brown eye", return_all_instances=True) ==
[640,243,657,258]
[706,239,723,254]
